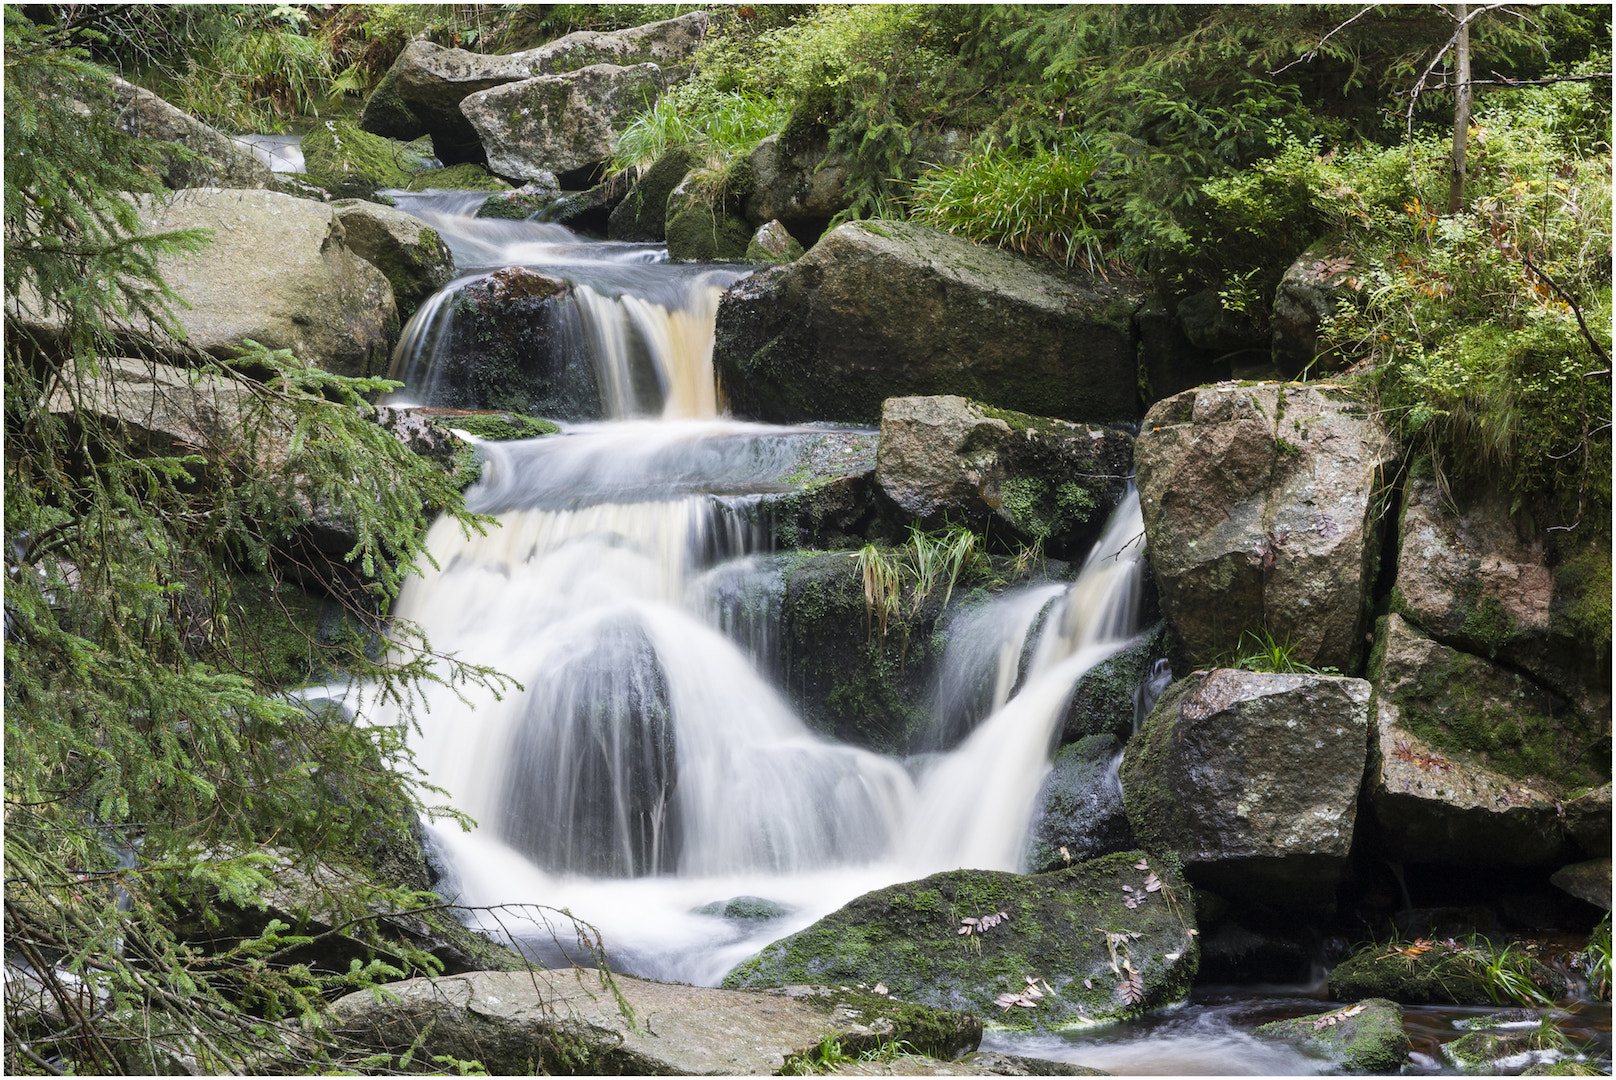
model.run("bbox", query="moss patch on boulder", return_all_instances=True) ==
[406,164,511,192]
[1327,939,1565,1006]
[303,121,435,200]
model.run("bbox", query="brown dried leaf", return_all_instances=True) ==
[1134,859,1150,871]
[1144,872,1162,893]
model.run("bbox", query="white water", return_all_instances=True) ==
[359,197,1151,987]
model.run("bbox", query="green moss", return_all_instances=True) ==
[1254,999,1408,1073]
[445,413,561,441]
[405,164,511,192]
[1552,537,1613,652]
[1459,593,1515,658]
[476,190,561,220]
[665,199,752,262]
[1328,941,1560,1007]
[227,573,371,689]
[303,121,433,200]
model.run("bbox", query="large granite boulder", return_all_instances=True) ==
[330,200,454,320]
[722,853,1201,1027]
[331,970,980,1075]
[120,190,397,377]
[1024,735,1136,873]
[1392,476,1611,720]
[1134,382,1398,673]
[1365,614,1579,868]
[715,220,1144,425]
[607,143,701,242]
[874,396,1135,558]
[1254,999,1410,1075]
[1270,238,1361,374]
[359,13,710,163]
[106,77,273,190]
[461,63,665,186]
[1120,668,1371,909]
[301,121,436,200]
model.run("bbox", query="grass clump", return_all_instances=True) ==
[610,80,789,181]
[1228,628,1340,676]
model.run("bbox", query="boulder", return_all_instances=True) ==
[1254,999,1409,1075]
[1134,301,1234,407]
[1177,288,1267,357]
[1392,476,1611,720]
[716,219,1145,425]
[474,185,562,221]
[721,853,1201,1027]
[1563,784,1612,859]
[405,163,511,191]
[391,266,594,419]
[746,218,805,264]
[540,173,631,233]
[1270,238,1361,374]
[106,77,274,190]
[1549,859,1611,909]
[1119,668,1371,909]
[952,1052,1109,1076]
[301,121,435,200]
[742,134,853,240]
[1444,1029,1568,1075]
[330,970,979,1075]
[1328,939,1564,1006]
[1024,735,1136,873]
[873,395,1134,558]
[460,63,665,186]
[607,144,701,242]
[359,12,711,163]
[1060,626,1169,746]
[330,199,454,319]
[1133,382,1398,673]
[122,190,398,377]
[1366,614,1576,868]
[665,174,753,261]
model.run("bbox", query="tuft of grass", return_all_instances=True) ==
[908,141,1109,273]
[908,524,980,615]
[1579,914,1612,1002]
[610,82,789,180]
[1230,628,1340,675]
[854,543,904,642]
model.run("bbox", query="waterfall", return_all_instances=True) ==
[362,195,1150,984]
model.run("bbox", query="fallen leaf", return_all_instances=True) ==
[1134,859,1150,871]
[1165,952,1181,961]
[1083,979,1093,989]
[1144,873,1162,893]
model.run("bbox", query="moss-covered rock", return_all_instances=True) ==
[1327,939,1565,1006]
[746,218,806,264]
[1444,1028,1568,1074]
[475,188,563,220]
[330,199,454,320]
[1024,735,1136,873]
[302,121,435,200]
[608,144,700,242]
[1254,998,1409,1074]
[405,163,511,191]
[721,853,1200,1029]
[1059,624,1168,744]
[666,191,753,262]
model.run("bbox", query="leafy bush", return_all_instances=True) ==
[610,81,789,180]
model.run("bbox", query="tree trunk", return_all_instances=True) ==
[1448,2,1472,214]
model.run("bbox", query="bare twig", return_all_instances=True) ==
[1518,253,1611,366]
[1268,5,1378,76]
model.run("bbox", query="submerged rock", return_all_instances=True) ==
[714,220,1144,425]
[721,853,1200,1028]
[1134,381,1398,673]
[330,199,454,319]
[1254,998,1409,1074]
[1366,614,1574,868]
[694,895,792,922]
[1120,668,1371,910]
[330,969,980,1075]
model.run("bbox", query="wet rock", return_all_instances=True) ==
[1134,382,1398,672]
[714,220,1145,426]
[474,185,562,221]
[1024,735,1135,872]
[1366,614,1574,868]
[1134,300,1234,408]
[1443,1028,1568,1074]
[1328,939,1564,1006]
[1563,784,1612,859]
[1060,627,1169,745]
[608,144,701,242]
[1255,998,1409,1074]
[1392,477,1612,722]
[330,199,454,319]
[721,853,1201,1027]
[1119,668,1371,909]
[122,190,396,376]
[1549,859,1611,909]
[742,134,853,240]
[747,218,805,264]
[359,12,710,163]
[873,395,1135,558]
[541,174,632,234]
[694,895,792,921]
[952,1052,1109,1076]
[1196,919,1315,983]
[461,63,666,186]
[301,121,436,200]
[404,163,511,191]
[1270,238,1362,374]
[665,174,753,262]
[106,76,273,190]
[330,969,978,1075]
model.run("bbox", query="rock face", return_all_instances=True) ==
[1563,783,1612,858]
[722,853,1200,1027]
[107,77,273,190]
[607,144,700,242]
[1134,382,1398,673]
[330,200,454,319]
[133,190,398,377]
[1024,735,1136,873]
[1255,999,1409,1074]
[714,220,1145,425]
[1120,669,1371,908]
[1270,239,1360,374]
[1366,614,1577,868]
[1392,477,1611,720]
[359,13,710,163]
[874,396,1135,558]
[461,63,665,185]
[331,969,980,1075]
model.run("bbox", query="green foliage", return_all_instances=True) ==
[1579,914,1613,1003]
[610,80,789,180]
[1229,628,1340,676]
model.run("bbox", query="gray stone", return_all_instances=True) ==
[330,969,980,1075]
[1549,859,1611,909]
[461,63,665,184]
[1564,784,1612,859]
[1270,238,1362,375]
[330,199,454,319]
[1134,301,1234,408]
[746,219,805,263]
[743,134,854,237]
[952,1052,1109,1076]
[721,854,1200,1028]
[1254,999,1409,1074]
[873,395,1134,556]
[1134,382,1398,672]
[1120,668,1371,908]
[694,895,792,922]
[1366,616,1570,868]
[359,12,711,163]
[715,220,1145,425]
[108,76,274,190]
[1024,735,1135,873]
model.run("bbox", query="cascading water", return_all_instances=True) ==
[359,190,1152,987]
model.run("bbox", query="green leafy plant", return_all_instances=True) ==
[907,524,981,615]
[610,81,789,180]
[1579,914,1612,1002]
[1229,628,1339,675]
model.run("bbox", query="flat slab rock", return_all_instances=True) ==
[329,969,982,1075]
